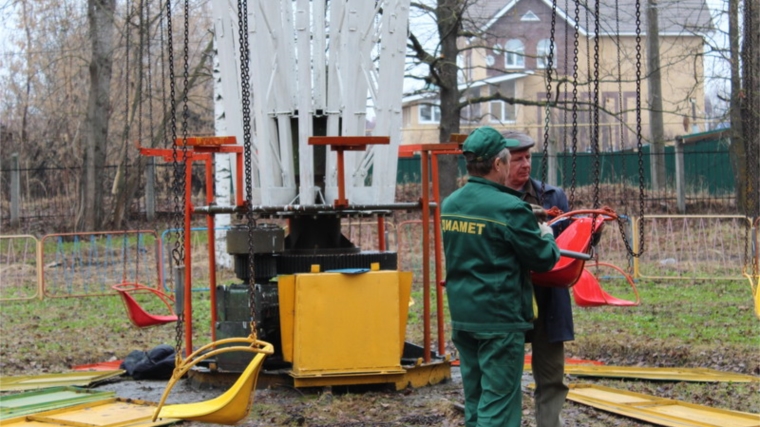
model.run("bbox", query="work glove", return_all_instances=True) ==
[538,222,554,237]
[530,204,548,223]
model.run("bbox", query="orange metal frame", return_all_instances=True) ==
[138,138,244,355]
[415,137,465,362]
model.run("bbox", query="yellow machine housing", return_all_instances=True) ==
[278,267,413,387]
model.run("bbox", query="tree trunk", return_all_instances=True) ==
[739,0,759,216]
[76,0,116,231]
[646,0,666,192]
[436,0,465,199]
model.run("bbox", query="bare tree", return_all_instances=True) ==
[76,0,117,231]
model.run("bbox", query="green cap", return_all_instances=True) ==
[463,126,521,161]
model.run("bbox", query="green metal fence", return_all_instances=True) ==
[397,132,735,196]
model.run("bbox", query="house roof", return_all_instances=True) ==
[402,72,531,105]
[467,0,714,37]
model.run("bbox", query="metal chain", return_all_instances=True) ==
[540,0,559,204]
[122,0,131,282]
[614,0,626,208]
[237,0,258,338]
[591,0,601,210]
[562,0,570,189]
[569,0,581,210]
[159,7,169,148]
[164,0,184,355]
[612,0,633,273]
[617,0,646,258]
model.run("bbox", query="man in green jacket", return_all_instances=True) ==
[442,126,560,427]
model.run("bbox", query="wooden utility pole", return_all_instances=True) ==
[647,0,666,192]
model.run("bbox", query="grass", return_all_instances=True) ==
[1,275,758,425]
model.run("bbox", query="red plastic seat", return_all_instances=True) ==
[572,263,640,307]
[531,217,602,288]
[112,282,178,328]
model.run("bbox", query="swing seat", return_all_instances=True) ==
[531,217,601,288]
[572,262,640,307]
[153,338,274,425]
[112,282,178,328]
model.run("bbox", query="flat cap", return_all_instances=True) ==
[463,127,520,160]
[501,131,535,151]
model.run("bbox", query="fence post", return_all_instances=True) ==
[10,153,20,227]
[547,137,557,186]
[145,157,155,221]
[674,137,686,213]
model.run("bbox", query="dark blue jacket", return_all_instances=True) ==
[525,178,574,343]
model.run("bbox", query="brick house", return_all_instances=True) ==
[401,0,714,152]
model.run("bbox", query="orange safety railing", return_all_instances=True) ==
[40,230,161,298]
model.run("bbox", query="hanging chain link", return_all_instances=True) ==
[540,0,559,205]
[237,0,258,339]
[561,0,570,188]
[165,0,191,356]
[164,0,184,355]
[617,0,647,259]
[569,0,581,210]
[122,0,132,281]
[591,0,601,210]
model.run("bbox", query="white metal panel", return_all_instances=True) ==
[371,0,409,203]
[214,0,410,207]
[250,1,297,205]
[312,0,327,112]
[296,0,316,204]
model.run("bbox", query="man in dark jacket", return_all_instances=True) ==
[442,126,560,427]
[501,131,571,427]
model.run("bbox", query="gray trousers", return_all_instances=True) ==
[531,316,569,427]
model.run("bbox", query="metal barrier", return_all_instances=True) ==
[40,230,161,298]
[634,215,752,281]
[3,215,758,301]
[0,235,42,301]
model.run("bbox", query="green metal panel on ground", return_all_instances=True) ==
[0,387,115,420]
[0,371,125,392]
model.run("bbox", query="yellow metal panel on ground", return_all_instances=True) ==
[0,398,177,427]
[561,365,760,382]
[567,384,760,427]
[0,371,125,392]
[288,270,408,378]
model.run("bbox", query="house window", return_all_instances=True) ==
[504,39,525,69]
[537,39,557,69]
[419,103,441,123]
[489,82,517,123]
[521,10,540,21]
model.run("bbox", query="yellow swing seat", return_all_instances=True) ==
[152,337,274,425]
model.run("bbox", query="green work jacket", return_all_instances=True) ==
[442,176,560,333]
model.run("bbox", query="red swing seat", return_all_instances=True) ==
[572,262,640,307]
[531,216,603,288]
[112,282,178,328]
